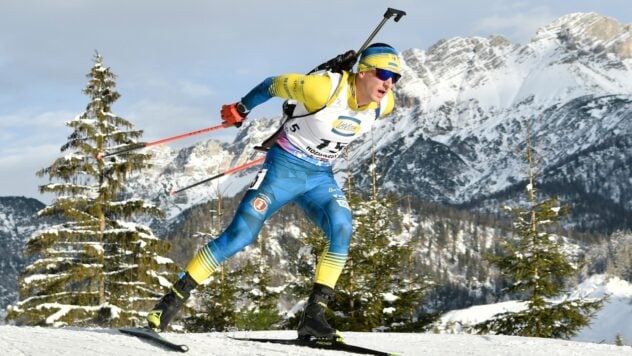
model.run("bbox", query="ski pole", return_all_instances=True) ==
[357,8,407,55]
[97,123,230,160]
[169,156,266,196]
[307,7,407,75]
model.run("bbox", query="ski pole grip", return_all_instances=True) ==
[357,8,407,55]
[384,8,406,22]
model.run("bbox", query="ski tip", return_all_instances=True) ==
[96,152,105,160]
[169,189,177,196]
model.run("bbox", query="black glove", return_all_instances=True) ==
[313,50,358,74]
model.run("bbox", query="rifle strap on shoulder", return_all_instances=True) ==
[255,71,349,152]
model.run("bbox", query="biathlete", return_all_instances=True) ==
[147,43,402,340]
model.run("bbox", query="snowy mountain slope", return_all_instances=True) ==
[433,275,632,345]
[344,12,632,232]
[114,12,632,233]
[0,197,50,310]
[122,118,279,223]
[0,326,630,356]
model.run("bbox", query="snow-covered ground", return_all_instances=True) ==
[434,275,632,346]
[1,275,629,355]
[0,327,630,356]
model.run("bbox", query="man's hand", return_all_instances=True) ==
[332,50,358,73]
[221,102,249,127]
[314,50,358,74]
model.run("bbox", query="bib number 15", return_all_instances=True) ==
[317,139,348,154]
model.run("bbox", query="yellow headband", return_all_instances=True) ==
[358,46,401,73]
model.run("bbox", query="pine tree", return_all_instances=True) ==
[6,52,179,327]
[384,226,435,332]
[615,333,627,346]
[233,259,280,330]
[331,134,430,331]
[332,193,430,332]
[185,268,239,332]
[283,220,328,329]
[474,122,603,338]
[605,231,632,282]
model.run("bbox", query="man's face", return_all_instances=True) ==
[356,69,395,105]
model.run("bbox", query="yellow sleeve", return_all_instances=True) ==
[268,73,333,112]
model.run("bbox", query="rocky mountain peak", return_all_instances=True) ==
[111,12,632,234]
[533,12,632,60]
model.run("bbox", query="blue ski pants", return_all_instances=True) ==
[185,145,352,288]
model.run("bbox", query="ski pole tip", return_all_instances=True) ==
[96,152,105,160]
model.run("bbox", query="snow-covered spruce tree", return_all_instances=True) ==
[473,124,603,338]
[332,194,429,332]
[233,256,281,330]
[6,52,179,327]
[185,265,239,332]
[282,218,329,329]
[331,138,430,332]
[605,231,632,282]
[187,231,280,332]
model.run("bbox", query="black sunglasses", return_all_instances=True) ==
[375,68,401,84]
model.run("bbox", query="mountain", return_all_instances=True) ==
[357,12,632,233]
[118,12,632,234]
[121,117,278,229]
[3,12,631,330]
[0,197,49,310]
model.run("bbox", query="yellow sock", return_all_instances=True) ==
[185,245,220,284]
[314,249,347,288]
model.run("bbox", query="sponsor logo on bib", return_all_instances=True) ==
[332,116,361,137]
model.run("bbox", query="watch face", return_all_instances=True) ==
[237,102,249,115]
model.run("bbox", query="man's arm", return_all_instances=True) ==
[240,73,333,113]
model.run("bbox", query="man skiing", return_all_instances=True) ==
[146,43,401,341]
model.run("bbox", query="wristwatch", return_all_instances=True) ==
[236,102,250,116]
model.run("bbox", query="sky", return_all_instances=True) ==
[1,0,631,202]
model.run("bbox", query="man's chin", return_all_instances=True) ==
[373,93,385,102]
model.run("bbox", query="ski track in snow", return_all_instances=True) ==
[0,327,630,356]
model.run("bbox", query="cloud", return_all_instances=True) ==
[473,4,556,43]
[0,111,74,151]
[178,81,216,98]
[0,143,59,202]
[124,99,233,146]
[3,0,631,202]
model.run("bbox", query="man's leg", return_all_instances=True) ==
[147,157,301,331]
[295,178,352,339]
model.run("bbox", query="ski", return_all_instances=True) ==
[119,327,189,353]
[229,336,398,356]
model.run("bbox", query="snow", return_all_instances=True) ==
[0,327,630,356]
[1,275,629,355]
[433,275,632,345]
[572,275,632,344]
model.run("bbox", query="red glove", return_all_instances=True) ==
[221,102,249,127]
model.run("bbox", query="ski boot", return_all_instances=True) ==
[297,283,341,341]
[146,272,198,332]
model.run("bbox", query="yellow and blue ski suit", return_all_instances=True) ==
[185,69,395,289]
